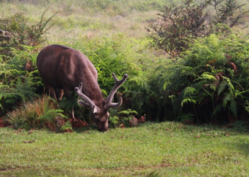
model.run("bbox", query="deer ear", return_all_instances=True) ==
[78,100,91,107]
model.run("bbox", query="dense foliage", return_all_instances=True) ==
[6,95,69,131]
[0,12,55,117]
[148,0,248,57]
[147,34,249,123]
[1,0,249,130]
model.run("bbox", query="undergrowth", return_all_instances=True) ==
[6,95,69,131]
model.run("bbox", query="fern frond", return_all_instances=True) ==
[194,72,217,82]
[181,98,197,106]
[0,76,37,103]
[118,109,138,116]
[222,76,234,94]
[209,84,217,91]
[234,89,249,99]
[244,101,249,113]
[38,109,67,122]
[128,76,148,90]
[218,80,227,95]
[178,113,194,122]
[183,86,196,97]
[223,92,233,107]
[211,104,222,117]
[230,100,238,117]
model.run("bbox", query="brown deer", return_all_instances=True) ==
[36,44,128,131]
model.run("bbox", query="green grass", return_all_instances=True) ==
[1,1,249,176]
[0,0,182,43]
[0,122,249,176]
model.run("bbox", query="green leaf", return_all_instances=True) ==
[181,98,196,106]
[230,100,238,117]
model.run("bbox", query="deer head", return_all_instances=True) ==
[75,73,128,131]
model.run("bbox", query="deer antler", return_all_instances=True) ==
[75,82,96,108]
[104,73,128,109]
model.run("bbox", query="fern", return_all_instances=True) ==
[218,80,228,96]
[38,109,67,122]
[223,92,234,107]
[194,73,217,82]
[6,96,68,130]
[60,121,73,132]
[118,109,138,116]
[211,104,222,117]
[0,76,37,103]
[181,98,197,107]
[222,76,234,94]
[109,116,119,128]
[178,113,194,122]
[183,87,196,97]
[230,100,238,117]
[244,101,249,114]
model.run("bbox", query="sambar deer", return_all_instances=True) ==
[36,45,128,131]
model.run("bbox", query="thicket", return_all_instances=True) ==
[69,35,151,96]
[131,0,249,124]
[0,11,56,117]
[148,0,248,57]
[142,34,249,123]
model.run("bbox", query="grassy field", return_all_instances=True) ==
[1,122,249,176]
[1,1,249,176]
[1,0,172,43]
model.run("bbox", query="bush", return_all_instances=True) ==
[148,0,248,57]
[0,10,56,116]
[69,34,151,97]
[151,34,249,123]
[67,34,162,120]
[0,11,56,59]
[0,46,43,116]
[6,95,69,131]
[109,109,138,128]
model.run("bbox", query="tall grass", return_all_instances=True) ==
[0,0,181,44]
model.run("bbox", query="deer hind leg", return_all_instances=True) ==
[56,89,64,101]
[45,85,57,100]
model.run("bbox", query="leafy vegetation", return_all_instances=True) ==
[1,0,249,128]
[149,34,249,123]
[0,10,56,58]
[0,47,40,116]
[148,0,248,57]
[0,11,56,117]
[6,95,69,131]
[1,0,249,176]
[109,109,138,128]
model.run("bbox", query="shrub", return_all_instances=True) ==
[0,10,56,116]
[148,0,248,57]
[0,46,43,116]
[6,95,69,131]
[0,10,56,58]
[109,109,138,128]
[152,34,249,123]
[69,34,151,99]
